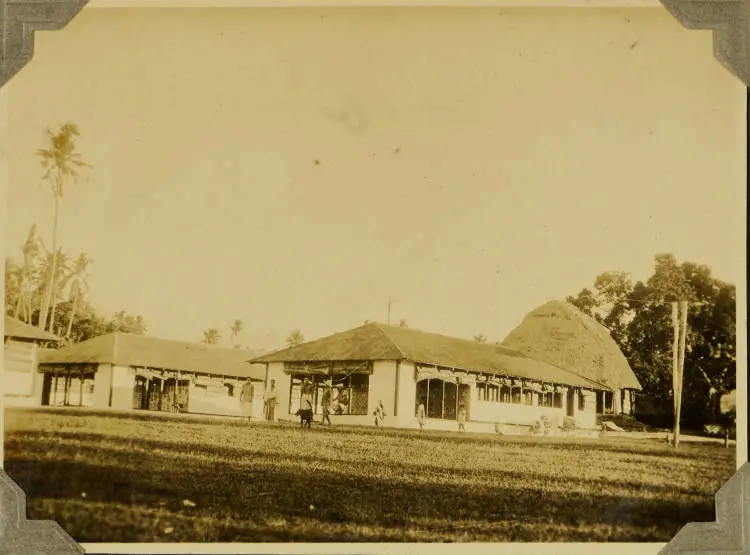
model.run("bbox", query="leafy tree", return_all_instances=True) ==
[203,328,221,345]
[36,123,91,332]
[565,287,598,319]
[105,311,146,335]
[568,253,736,429]
[473,333,488,343]
[398,319,408,328]
[286,329,305,347]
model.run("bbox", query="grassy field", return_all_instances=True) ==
[3,407,736,543]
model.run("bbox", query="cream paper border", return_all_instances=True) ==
[0,1,746,553]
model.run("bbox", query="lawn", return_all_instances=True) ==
[3,407,736,543]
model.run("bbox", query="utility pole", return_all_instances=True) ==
[672,300,689,448]
[388,300,393,325]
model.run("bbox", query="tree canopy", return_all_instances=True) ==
[5,227,147,345]
[566,253,736,429]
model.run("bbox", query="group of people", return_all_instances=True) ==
[415,400,467,432]
[241,377,469,432]
[300,377,342,425]
[239,378,279,422]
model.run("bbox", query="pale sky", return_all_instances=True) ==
[2,7,746,352]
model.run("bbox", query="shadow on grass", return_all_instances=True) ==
[5,429,722,542]
[6,429,715,498]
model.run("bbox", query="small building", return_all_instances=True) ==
[3,315,60,407]
[502,301,643,416]
[38,332,266,418]
[251,322,613,432]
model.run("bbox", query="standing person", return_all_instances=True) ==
[457,402,467,433]
[239,378,255,422]
[335,385,349,415]
[300,377,315,414]
[373,401,386,427]
[264,379,278,421]
[416,402,426,431]
[320,382,333,425]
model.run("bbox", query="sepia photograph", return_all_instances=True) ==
[0,1,746,548]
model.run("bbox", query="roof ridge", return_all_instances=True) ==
[371,322,408,359]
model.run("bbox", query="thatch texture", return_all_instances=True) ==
[4,315,59,342]
[502,301,642,391]
[39,332,265,380]
[252,322,609,390]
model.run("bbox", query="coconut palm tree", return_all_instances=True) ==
[36,242,71,335]
[49,248,72,335]
[65,253,92,340]
[36,122,91,332]
[286,329,305,347]
[203,328,221,345]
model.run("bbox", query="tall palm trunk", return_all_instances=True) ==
[65,283,79,340]
[39,191,59,331]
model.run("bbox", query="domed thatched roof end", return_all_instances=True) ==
[502,300,642,391]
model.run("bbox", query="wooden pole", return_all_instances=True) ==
[671,302,680,447]
[672,301,689,448]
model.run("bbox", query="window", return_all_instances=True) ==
[476,382,499,402]
[553,392,563,408]
[500,385,511,403]
[511,387,522,404]
[416,378,471,421]
[289,373,369,416]
[540,392,554,407]
[476,382,486,400]
[487,384,499,402]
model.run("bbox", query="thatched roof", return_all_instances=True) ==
[4,315,59,342]
[251,323,610,390]
[39,332,265,380]
[502,301,642,391]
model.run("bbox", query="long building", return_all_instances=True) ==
[3,315,60,407]
[37,332,266,417]
[251,321,624,432]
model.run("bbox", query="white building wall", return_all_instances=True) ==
[111,365,135,410]
[471,398,566,428]
[92,363,113,408]
[368,360,397,423]
[2,340,39,405]
[395,361,417,425]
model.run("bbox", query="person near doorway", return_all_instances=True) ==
[239,378,255,422]
[416,402,426,430]
[320,382,333,425]
[264,379,279,421]
[457,402,467,433]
